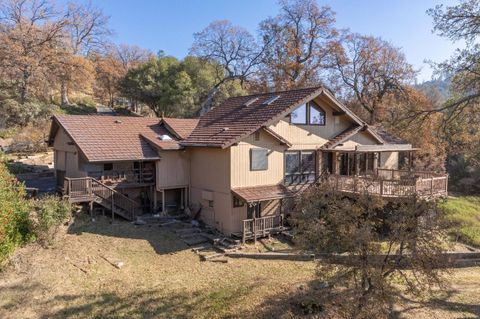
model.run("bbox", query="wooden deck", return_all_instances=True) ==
[327,169,448,198]
[64,177,137,220]
[87,169,155,187]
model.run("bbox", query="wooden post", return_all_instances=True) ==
[430,178,434,195]
[242,220,246,244]
[180,188,184,210]
[162,190,166,215]
[153,188,157,212]
[89,201,93,220]
[111,195,115,223]
[380,180,384,195]
[373,153,379,175]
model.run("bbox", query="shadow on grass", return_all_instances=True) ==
[67,214,190,255]
[239,279,480,319]
[0,279,256,319]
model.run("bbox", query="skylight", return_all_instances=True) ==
[261,95,281,105]
[243,97,259,107]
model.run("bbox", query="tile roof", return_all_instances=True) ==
[162,117,199,139]
[232,184,296,202]
[321,125,362,150]
[182,86,324,148]
[50,115,197,162]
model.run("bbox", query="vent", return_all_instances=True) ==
[261,95,281,105]
[243,97,259,107]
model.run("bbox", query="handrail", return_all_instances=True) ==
[242,214,284,243]
[64,177,136,220]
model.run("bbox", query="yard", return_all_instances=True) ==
[0,212,479,319]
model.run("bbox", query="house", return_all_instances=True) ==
[48,86,448,241]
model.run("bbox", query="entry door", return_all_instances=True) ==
[247,203,261,219]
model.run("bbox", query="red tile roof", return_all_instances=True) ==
[50,115,198,162]
[182,86,324,148]
[321,125,362,150]
[232,184,296,202]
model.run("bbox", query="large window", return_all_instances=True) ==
[290,101,325,125]
[250,148,268,171]
[284,151,316,184]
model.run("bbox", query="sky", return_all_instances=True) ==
[87,0,461,82]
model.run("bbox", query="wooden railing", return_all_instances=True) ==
[64,177,137,220]
[327,171,448,198]
[88,169,155,185]
[242,214,284,243]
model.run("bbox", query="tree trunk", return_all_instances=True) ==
[200,84,221,115]
[61,81,70,106]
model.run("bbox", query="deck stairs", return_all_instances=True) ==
[63,177,136,221]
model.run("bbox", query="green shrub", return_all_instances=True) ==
[31,195,72,247]
[442,196,480,247]
[0,154,32,264]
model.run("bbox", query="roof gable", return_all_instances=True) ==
[182,86,363,148]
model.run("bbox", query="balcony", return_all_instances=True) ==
[327,168,448,199]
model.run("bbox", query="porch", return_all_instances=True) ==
[231,185,294,243]
[88,168,155,187]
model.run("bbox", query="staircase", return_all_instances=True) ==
[63,177,137,221]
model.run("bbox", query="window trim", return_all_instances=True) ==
[284,150,316,185]
[289,101,326,126]
[250,148,269,171]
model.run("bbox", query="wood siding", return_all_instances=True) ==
[156,151,189,190]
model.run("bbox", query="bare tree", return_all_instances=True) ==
[259,0,337,90]
[190,20,266,114]
[332,33,416,124]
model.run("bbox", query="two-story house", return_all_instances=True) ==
[48,86,448,241]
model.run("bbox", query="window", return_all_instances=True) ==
[309,102,326,125]
[284,151,316,184]
[103,163,113,171]
[254,131,260,141]
[250,148,268,171]
[233,196,244,208]
[290,103,307,124]
[208,200,214,208]
[290,101,326,125]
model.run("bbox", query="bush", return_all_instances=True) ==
[0,154,32,264]
[31,195,72,247]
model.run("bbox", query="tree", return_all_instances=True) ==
[57,1,111,105]
[0,0,69,102]
[332,33,416,124]
[259,0,337,90]
[119,55,245,117]
[190,20,265,114]
[427,0,480,125]
[292,186,449,318]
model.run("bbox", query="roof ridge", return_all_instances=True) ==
[225,85,324,100]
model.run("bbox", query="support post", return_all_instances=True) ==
[153,188,157,212]
[89,201,93,220]
[111,195,115,223]
[180,187,184,210]
[162,190,166,215]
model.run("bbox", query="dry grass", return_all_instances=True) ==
[0,214,479,319]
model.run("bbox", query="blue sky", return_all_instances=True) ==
[88,0,460,82]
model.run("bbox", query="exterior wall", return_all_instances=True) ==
[231,129,287,188]
[156,150,189,190]
[380,152,399,170]
[268,96,352,150]
[53,127,85,178]
[188,147,234,234]
[334,131,379,151]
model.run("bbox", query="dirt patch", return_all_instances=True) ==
[0,214,479,318]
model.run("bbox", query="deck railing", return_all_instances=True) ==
[328,170,448,198]
[242,214,284,243]
[64,177,137,220]
[88,169,155,185]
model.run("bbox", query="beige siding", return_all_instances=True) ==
[231,129,287,188]
[189,147,235,234]
[53,128,84,178]
[380,152,399,169]
[334,131,379,151]
[156,150,189,190]
[267,96,352,150]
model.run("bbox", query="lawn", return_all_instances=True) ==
[443,196,480,247]
[0,214,479,319]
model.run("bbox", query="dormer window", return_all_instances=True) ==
[290,101,325,126]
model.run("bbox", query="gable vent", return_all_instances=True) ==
[243,97,259,107]
[261,95,281,106]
